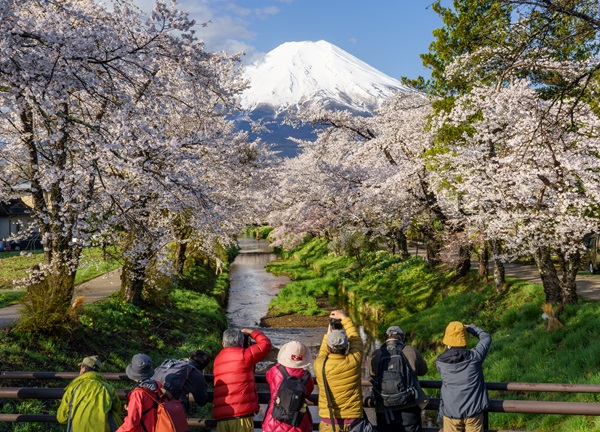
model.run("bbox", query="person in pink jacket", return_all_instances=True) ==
[263,341,315,432]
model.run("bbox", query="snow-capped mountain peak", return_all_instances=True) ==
[239,40,410,114]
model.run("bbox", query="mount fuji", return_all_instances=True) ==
[238,40,411,157]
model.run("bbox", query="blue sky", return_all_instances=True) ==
[133,0,444,81]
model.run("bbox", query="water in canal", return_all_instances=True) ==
[227,237,326,359]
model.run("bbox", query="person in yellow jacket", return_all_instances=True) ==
[314,310,364,432]
[57,355,123,432]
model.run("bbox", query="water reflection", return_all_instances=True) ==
[227,237,327,354]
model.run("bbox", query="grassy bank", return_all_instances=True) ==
[0,258,230,432]
[266,237,600,432]
[0,246,123,307]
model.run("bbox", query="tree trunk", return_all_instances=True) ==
[173,241,188,276]
[121,256,147,306]
[423,222,442,265]
[426,238,441,265]
[533,246,562,305]
[396,229,409,260]
[455,243,472,277]
[478,240,489,280]
[490,239,506,292]
[557,249,580,305]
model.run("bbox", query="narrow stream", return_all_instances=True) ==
[227,237,328,353]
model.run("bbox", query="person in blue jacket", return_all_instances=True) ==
[435,322,491,432]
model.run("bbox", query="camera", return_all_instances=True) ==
[329,317,343,330]
[243,334,253,348]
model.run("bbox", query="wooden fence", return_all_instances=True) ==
[2,372,600,431]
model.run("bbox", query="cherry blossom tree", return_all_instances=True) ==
[432,77,600,305]
[426,0,600,305]
[0,0,272,325]
[268,108,377,247]
[268,93,447,265]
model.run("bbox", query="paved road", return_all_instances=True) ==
[0,268,121,329]
[481,262,600,301]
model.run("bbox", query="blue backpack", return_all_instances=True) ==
[152,359,192,400]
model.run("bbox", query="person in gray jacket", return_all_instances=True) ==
[435,322,491,432]
[367,325,429,432]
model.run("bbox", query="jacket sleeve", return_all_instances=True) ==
[246,329,272,365]
[56,384,72,424]
[403,346,428,376]
[467,324,491,362]
[189,368,209,407]
[266,365,283,401]
[343,317,363,365]
[116,390,144,432]
[369,349,381,378]
[313,334,329,383]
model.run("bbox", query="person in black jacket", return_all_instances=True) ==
[367,326,428,432]
[436,322,491,432]
[152,349,210,412]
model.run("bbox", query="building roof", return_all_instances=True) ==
[0,199,32,217]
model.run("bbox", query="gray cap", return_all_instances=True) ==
[327,329,349,350]
[385,326,405,339]
[79,355,102,371]
[126,354,154,381]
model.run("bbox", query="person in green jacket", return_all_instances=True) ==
[57,355,123,432]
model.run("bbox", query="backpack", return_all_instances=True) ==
[133,386,189,432]
[270,365,311,426]
[372,343,417,409]
[152,359,192,400]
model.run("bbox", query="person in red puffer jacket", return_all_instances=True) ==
[213,328,272,432]
[263,341,314,432]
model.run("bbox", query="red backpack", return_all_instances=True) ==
[133,387,189,432]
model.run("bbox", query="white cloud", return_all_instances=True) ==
[130,0,267,64]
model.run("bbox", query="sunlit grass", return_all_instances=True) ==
[0,247,122,307]
[267,237,600,431]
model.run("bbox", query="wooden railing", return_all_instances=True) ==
[2,372,600,431]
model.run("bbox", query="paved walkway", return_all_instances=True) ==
[0,268,121,329]
[482,262,600,301]
[411,245,600,301]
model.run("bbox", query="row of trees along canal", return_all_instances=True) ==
[0,0,276,330]
[265,0,600,315]
[3,1,600,330]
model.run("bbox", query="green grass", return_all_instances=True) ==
[0,247,122,307]
[266,237,600,431]
[244,225,275,240]
[0,266,227,432]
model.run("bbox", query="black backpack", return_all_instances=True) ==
[271,365,311,426]
[372,343,417,408]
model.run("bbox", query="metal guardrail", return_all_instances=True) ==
[2,372,600,431]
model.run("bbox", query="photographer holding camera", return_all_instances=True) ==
[314,310,365,432]
[212,328,272,432]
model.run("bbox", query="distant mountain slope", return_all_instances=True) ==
[238,40,412,157]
